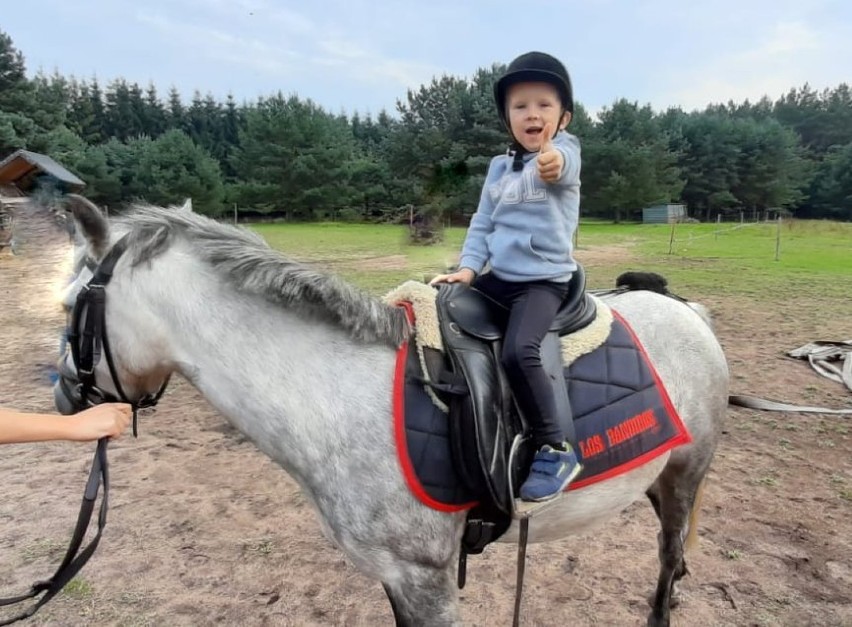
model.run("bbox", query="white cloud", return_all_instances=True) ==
[739,21,821,60]
[136,11,305,78]
[136,7,437,94]
[171,0,315,34]
[657,20,838,110]
[316,37,439,88]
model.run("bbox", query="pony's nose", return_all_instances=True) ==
[53,381,80,415]
[61,286,77,311]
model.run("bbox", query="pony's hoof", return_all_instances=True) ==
[670,581,683,607]
[646,582,682,609]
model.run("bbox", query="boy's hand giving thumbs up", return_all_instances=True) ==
[536,122,564,183]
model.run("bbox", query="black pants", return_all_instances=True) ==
[472,273,570,449]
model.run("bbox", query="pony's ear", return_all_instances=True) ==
[65,194,109,258]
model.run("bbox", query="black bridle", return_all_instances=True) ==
[1,235,169,625]
[60,235,169,427]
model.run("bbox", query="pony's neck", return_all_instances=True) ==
[143,252,396,481]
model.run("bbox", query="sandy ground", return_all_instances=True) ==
[0,219,850,627]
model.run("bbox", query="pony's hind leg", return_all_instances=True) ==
[382,562,460,626]
[645,470,707,627]
[646,481,689,607]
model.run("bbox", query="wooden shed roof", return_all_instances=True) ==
[0,149,85,192]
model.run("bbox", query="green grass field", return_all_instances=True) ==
[250,220,852,298]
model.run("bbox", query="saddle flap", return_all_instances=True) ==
[436,285,516,513]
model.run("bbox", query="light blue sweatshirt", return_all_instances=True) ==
[458,131,581,283]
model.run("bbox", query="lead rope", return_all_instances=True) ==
[0,439,110,625]
[729,394,852,415]
[512,517,530,627]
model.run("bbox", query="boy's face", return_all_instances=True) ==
[506,82,571,153]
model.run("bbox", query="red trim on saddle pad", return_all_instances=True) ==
[392,302,476,513]
[391,302,692,510]
[568,310,691,490]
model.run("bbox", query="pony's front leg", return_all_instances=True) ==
[382,562,460,626]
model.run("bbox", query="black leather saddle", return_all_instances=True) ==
[434,264,597,523]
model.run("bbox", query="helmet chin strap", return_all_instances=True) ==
[511,142,526,171]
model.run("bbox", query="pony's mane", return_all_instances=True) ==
[115,204,410,347]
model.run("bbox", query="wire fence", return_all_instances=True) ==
[664,215,784,260]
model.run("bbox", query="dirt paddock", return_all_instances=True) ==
[1,232,850,626]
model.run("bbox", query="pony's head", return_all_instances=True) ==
[53,194,409,417]
[53,195,172,416]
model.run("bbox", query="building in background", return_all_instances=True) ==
[642,203,685,224]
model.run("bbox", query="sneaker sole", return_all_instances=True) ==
[521,463,584,503]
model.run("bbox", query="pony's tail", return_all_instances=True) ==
[616,271,715,331]
[684,478,705,552]
[687,302,714,331]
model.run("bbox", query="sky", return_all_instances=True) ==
[3,0,850,117]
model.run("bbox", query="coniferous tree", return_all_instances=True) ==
[166,87,185,133]
[582,99,684,221]
[806,142,852,219]
[219,93,243,180]
[0,30,35,155]
[143,83,167,137]
[1,25,849,222]
[104,79,145,140]
[232,94,357,219]
[0,30,28,111]
[87,78,107,143]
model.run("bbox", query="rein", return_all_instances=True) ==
[1,235,168,624]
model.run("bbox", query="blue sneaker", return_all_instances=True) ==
[519,444,583,502]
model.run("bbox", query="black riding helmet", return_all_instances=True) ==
[493,51,574,127]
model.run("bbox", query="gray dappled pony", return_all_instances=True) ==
[57,196,728,627]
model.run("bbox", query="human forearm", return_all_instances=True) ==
[0,409,82,444]
[0,403,132,444]
[556,135,581,185]
[458,213,492,274]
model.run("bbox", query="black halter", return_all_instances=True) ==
[0,235,169,625]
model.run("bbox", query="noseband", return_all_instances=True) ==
[58,234,170,433]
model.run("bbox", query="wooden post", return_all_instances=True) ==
[233,203,238,225]
[715,214,721,240]
[775,216,782,261]
[668,219,677,255]
[739,210,744,224]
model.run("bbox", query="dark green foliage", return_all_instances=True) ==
[805,142,852,219]
[0,27,849,221]
[127,130,224,214]
[0,31,29,112]
[581,100,684,222]
[391,66,507,221]
[230,94,357,220]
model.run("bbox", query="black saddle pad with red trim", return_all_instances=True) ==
[392,310,690,511]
